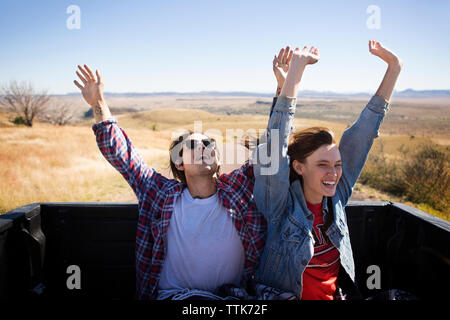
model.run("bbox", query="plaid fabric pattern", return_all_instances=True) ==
[92,118,267,300]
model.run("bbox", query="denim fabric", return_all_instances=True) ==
[252,95,389,298]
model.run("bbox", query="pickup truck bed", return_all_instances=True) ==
[0,201,449,300]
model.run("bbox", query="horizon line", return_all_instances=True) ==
[53,88,450,97]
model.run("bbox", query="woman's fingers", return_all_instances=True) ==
[76,70,87,84]
[73,80,83,90]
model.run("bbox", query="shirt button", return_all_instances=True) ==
[301,260,307,266]
[307,215,313,220]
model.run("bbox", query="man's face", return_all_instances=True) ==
[177,133,219,178]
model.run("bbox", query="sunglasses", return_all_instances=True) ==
[185,138,216,149]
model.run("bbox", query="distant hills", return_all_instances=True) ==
[62,89,450,99]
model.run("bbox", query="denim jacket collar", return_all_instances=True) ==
[290,179,330,224]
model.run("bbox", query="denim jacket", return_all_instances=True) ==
[252,95,389,298]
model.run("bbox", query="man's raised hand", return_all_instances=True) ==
[273,46,294,90]
[74,64,105,107]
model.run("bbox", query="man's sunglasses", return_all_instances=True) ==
[185,138,216,149]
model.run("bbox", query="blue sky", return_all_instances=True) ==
[1,0,449,94]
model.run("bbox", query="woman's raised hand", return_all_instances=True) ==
[293,46,320,67]
[74,64,105,107]
[369,40,402,67]
[280,45,319,98]
[370,40,403,101]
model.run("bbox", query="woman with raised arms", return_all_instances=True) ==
[253,40,402,300]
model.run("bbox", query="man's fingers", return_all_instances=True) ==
[84,64,96,80]
[74,80,83,90]
[287,49,293,64]
[282,46,290,64]
[96,69,102,84]
[78,65,91,81]
[277,48,285,61]
[76,70,87,84]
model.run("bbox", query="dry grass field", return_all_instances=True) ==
[1,95,449,220]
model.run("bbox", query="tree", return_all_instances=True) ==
[43,99,75,126]
[0,80,51,127]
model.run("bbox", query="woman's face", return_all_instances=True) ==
[293,143,342,204]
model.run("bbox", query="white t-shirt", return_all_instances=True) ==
[158,188,245,298]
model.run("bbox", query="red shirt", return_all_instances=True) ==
[301,200,340,300]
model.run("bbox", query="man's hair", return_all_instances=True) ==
[287,127,336,184]
[169,131,220,184]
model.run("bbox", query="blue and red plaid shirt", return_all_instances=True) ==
[92,118,267,299]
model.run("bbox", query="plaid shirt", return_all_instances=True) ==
[92,118,267,300]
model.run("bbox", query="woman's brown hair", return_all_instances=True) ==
[287,127,336,184]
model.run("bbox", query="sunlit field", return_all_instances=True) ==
[1,95,448,220]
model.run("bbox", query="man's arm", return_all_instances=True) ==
[74,64,112,122]
[74,65,171,201]
[336,41,402,205]
[268,46,293,119]
[273,46,293,97]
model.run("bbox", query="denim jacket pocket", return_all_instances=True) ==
[281,223,308,244]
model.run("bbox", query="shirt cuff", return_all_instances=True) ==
[367,95,389,115]
[273,95,297,113]
[91,117,117,133]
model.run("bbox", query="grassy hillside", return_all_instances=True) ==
[1,99,448,220]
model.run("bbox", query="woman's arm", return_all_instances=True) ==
[369,40,403,101]
[336,40,402,205]
[253,46,319,221]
